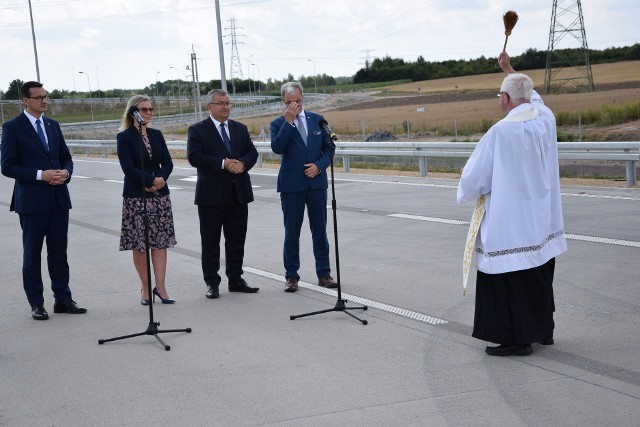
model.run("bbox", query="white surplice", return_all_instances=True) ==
[457,90,567,275]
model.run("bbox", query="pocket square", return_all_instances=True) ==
[313,130,322,136]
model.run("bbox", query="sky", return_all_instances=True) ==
[0,0,638,93]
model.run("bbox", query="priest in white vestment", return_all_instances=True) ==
[457,52,567,356]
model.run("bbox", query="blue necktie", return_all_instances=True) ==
[220,123,231,153]
[35,119,48,150]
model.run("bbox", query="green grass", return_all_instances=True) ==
[556,102,640,127]
[559,170,625,180]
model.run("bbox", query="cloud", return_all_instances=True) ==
[80,27,102,48]
[0,0,637,91]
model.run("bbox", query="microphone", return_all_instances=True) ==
[318,119,337,141]
[129,106,146,126]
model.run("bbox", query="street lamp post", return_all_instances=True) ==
[307,59,317,93]
[169,65,183,117]
[70,66,76,98]
[28,0,41,81]
[255,64,262,93]
[247,56,253,97]
[251,63,260,94]
[155,71,161,118]
[78,71,94,126]
[96,67,101,100]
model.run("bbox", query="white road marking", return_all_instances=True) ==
[565,233,640,248]
[561,192,640,201]
[388,213,469,225]
[388,214,640,248]
[243,266,448,326]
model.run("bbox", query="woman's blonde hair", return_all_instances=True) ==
[119,94,152,131]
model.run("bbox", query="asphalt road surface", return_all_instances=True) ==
[1,158,639,426]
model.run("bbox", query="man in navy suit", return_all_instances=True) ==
[1,81,87,320]
[270,82,337,293]
[187,89,259,299]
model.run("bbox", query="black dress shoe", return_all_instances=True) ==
[485,344,532,356]
[540,336,554,345]
[284,277,299,293]
[228,279,259,293]
[206,284,219,299]
[32,305,49,320]
[53,300,87,314]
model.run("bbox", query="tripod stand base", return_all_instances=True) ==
[98,322,192,351]
[290,299,368,325]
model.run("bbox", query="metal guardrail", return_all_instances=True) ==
[65,140,640,186]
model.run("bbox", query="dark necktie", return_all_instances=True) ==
[35,119,48,150]
[220,123,231,153]
[296,115,307,145]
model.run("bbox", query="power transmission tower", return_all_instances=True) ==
[225,18,245,95]
[361,49,376,69]
[544,0,594,93]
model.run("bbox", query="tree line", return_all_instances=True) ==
[353,44,640,83]
[2,44,638,100]
[0,73,341,101]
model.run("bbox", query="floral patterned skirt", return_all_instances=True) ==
[119,195,177,251]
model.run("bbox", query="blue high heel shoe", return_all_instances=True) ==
[141,289,150,305]
[152,287,175,304]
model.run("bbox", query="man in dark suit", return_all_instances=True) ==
[270,82,337,293]
[187,89,259,299]
[1,81,87,320]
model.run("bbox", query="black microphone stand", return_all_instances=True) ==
[99,115,191,350]
[290,128,368,325]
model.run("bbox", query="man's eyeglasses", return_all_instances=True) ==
[27,95,48,101]
[209,102,232,107]
[139,108,155,113]
[497,92,510,98]
[283,99,302,106]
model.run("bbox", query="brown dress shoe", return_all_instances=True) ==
[284,277,298,293]
[318,276,338,288]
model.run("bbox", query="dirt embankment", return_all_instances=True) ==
[330,81,640,112]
